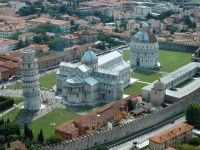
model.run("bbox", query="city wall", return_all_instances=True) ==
[46,89,200,150]
[159,42,199,52]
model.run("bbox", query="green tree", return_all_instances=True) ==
[166,24,178,34]
[158,10,175,20]
[182,15,192,25]
[127,100,135,112]
[29,129,33,140]
[47,38,69,51]
[186,103,200,128]
[38,129,44,143]
[7,134,18,142]
[0,135,5,144]
[188,137,200,146]
[0,119,4,126]
[46,135,63,145]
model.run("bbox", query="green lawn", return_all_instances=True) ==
[13,97,23,105]
[30,108,79,139]
[176,144,200,150]
[39,72,56,90]
[158,49,192,72]
[6,72,57,90]
[123,49,192,73]
[123,50,130,61]
[131,70,163,83]
[0,108,20,121]
[124,82,147,95]
[0,108,78,139]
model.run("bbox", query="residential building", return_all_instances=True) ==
[18,32,35,43]
[149,123,193,150]
[9,1,26,10]
[0,23,32,38]
[0,39,19,52]
[135,5,152,18]
[0,7,16,16]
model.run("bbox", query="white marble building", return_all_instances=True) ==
[21,49,41,110]
[57,49,130,106]
[130,22,159,69]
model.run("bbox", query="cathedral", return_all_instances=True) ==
[56,48,130,106]
[130,22,159,69]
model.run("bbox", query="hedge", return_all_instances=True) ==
[0,96,14,112]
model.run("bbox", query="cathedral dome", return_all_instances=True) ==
[132,22,157,43]
[153,79,165,91]
[81,48,97,65]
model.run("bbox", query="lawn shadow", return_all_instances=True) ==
[134,68,159,76]
[14,109,37,127]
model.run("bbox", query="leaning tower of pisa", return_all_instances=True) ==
[21,49,41,110]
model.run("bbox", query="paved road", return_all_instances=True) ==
[108,115,185,150]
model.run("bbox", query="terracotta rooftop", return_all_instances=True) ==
[0,61,19,69]
[149,123,193,144]
[56,94,140,136]
[0,7,16,13]
[0,15,24,22]
[0,39,18,47]
[0,66,9,72]
[10,140,26,150]
[165,147,176,150]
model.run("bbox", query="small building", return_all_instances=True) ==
[149,123,193,150]
[18,32,35,43]
[9,1,26,10]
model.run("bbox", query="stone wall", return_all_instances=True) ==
[159,42,199,52]
[45,89,200,150]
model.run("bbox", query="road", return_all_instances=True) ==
[108,114,185,150]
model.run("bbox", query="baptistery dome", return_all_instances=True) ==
[81,48,98,65]
[132,22,157,43]
[130,22,159,69]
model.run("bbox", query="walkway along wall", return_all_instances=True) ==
[159,42,199,52]
[46,89,200,150]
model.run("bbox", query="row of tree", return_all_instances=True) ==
[186,103,200,129]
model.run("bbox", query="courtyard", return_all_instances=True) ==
[123,49,192,95]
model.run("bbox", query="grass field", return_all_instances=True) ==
[39,72,56,90]
[13,97,23,105]
[0,108,79,139]
[6,72,57,90]
[124,82,147,95]
[123,49,192,73]
[0,108,20,121]
[123,49,192,94]
[158,49,192,72]
[123,50,130,61]
[131,70,163,83]
[30,108,78,139]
